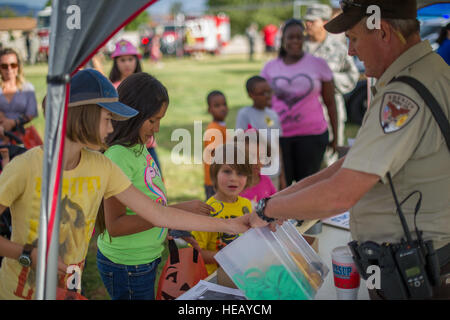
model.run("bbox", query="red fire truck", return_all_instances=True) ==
[183,13,230,55]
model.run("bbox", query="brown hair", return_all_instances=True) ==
[0,48,25,89]
[209,143,253,190]
[66,104,106,149]
[108,73,169,149]
[234,130,272,159]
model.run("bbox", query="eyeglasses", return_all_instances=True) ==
[0,63,18,70]
[339,0,365,12]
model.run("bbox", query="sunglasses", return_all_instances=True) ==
[339,0,366,12]
[0,63,18,70]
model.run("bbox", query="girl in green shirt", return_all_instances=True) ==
[96,72,214,300]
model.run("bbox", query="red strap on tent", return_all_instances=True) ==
[46,82,70,259]
[44,0,158,264]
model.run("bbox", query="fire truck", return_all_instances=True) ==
[183,13,230,55]
[36,6,51,62]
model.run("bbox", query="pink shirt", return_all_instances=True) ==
[240,174,277,202]
[261,53,333,137]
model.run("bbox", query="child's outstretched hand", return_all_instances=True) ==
[31,247,68,277]
[225,215,251,235]
[247,212,285,232]
[173,200,214,216]
[247,212,269,229]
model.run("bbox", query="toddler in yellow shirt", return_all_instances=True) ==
[193,143,253,274]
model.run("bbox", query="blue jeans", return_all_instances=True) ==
[96,249,161,300]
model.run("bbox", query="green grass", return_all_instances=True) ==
[23,54,360,300]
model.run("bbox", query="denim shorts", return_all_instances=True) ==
[96,249,161,300]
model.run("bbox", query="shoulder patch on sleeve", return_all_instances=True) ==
[379,92,420,133]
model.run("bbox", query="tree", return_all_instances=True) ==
[124,10,150,31]
[207,0,331,35]
[170,2,183,16]
[0,7,17,18]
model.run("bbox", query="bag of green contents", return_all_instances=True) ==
[215,221,329,300]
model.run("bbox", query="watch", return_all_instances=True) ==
[18,244,34,268]
[255,197,275,223]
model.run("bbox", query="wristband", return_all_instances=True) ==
[255,197,275,223]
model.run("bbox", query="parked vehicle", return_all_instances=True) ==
[36,6,51,62]
[183,14,230,55]
[160,24,185,56]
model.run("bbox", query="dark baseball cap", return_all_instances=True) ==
[324,0,417,34]
[68,68,138,120]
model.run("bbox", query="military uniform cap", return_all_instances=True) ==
[325,0,417,34]
[304,4,333,21]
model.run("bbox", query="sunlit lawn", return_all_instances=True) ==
[24,53,360,299]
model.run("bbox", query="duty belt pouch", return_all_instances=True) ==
[349,167,443,299]
[378,244,410,299]
[349,240,410,299]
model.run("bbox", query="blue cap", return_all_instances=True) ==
[68,69,138,120]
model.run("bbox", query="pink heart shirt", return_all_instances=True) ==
[261,53,333,137]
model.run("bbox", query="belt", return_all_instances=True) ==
[437,243,450,268]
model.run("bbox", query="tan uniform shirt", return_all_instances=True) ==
[343,41,450,249]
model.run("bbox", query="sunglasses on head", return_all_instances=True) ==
[0,63,18,70]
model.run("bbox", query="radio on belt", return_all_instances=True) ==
[348,172,441,300]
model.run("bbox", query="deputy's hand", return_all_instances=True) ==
[176,200,214,216]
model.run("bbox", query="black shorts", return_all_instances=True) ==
[280,131,329,186]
